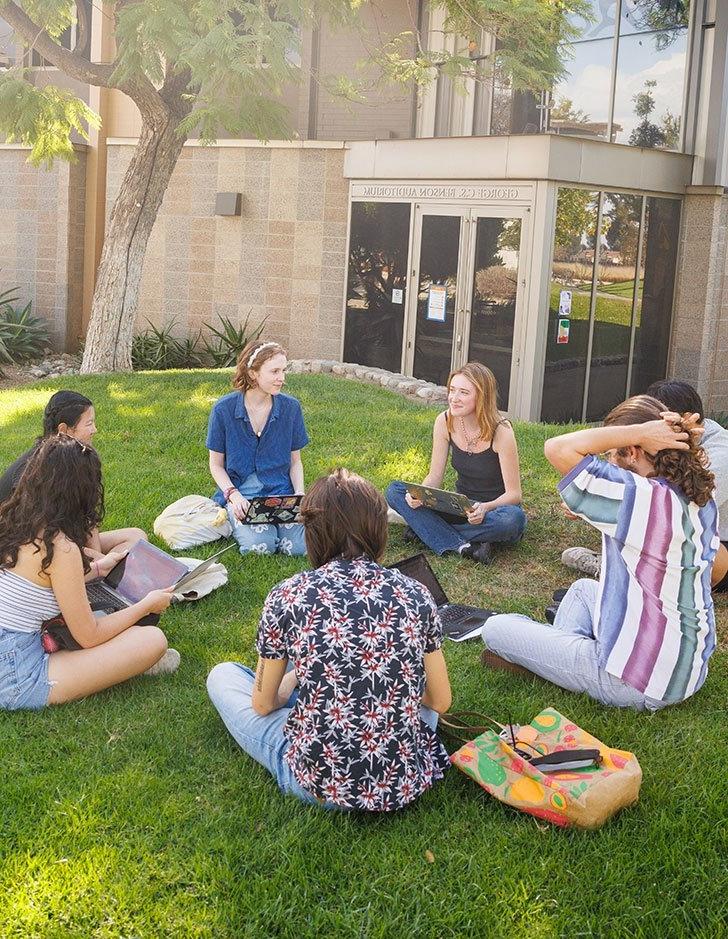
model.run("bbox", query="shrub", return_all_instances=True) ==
[0,289,50,365]
[131,312,266,371]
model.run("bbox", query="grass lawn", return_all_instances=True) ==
[0,371,726,939]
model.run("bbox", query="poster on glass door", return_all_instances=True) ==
[426,285,447,322]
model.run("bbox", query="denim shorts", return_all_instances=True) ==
[0,628,52,710]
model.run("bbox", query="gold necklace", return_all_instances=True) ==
[460,416,482,455]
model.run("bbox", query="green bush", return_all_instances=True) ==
[0,288,50,365]
[132,312,266,371]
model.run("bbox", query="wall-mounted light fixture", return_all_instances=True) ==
[214,192,242,216]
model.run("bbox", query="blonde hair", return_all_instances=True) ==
[446,362,501,442]
[233,339,286,391]
[605,395,715,507]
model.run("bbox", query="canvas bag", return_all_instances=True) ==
[154,495,232,549]
[449,707,642,829]
[173,556,228,601]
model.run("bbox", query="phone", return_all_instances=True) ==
[530,749,602,773]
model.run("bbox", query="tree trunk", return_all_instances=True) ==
[81,110,188,373]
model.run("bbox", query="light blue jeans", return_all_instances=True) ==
[386,480,527,555]
[206,661,440,809]
[482,578,668,711]
[227,473,306,557]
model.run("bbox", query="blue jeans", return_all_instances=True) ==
[0,628,51,711]
[482,578,668,711]
[386,480,526,555]
[227,472,306,557]
[206,661,440,809]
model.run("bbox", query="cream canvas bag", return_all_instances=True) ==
[154,495,232,550]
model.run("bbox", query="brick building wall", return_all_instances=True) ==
[315,1,417,141]
[105,141,348,360]
[0,144,86,350]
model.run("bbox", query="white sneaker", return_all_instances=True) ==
[561,547,601,578]
[144,648,181,677]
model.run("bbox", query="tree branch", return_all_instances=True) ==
[74,0,89,56]
[0,0,116,86]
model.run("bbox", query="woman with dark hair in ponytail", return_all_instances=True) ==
[0,435,176,711]
[0,390,147,569]
[482,395,719,711]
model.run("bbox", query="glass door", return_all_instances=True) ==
[462,212,525,411]
[406,205,468,386]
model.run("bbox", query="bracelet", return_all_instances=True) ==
[223,486,238,502]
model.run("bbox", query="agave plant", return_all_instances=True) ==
[0,290,50,364]
[131,319,204,371]
[201,311,267,367]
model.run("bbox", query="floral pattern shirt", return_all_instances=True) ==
[256,556,450,811]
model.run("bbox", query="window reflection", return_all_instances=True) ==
[569,0,619,40]
[468,218,521,410]
[585,193,641,421]
[549,39,614,141]
[541,189,599,423]
[343,202,411,372]
[612,28,688,148]
[630,197,681,395]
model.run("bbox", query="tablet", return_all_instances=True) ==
[243,495,303,525]
[403,483,474,519]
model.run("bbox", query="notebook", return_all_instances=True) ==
[389,553,494,641]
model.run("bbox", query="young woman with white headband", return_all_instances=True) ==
[206,339,309,556]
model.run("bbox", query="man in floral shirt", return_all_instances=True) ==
[207,469,452,812]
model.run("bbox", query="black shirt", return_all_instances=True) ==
[0,445,38,503]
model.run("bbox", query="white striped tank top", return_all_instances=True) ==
[0,569,60,633]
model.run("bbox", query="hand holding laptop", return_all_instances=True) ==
[145,588,175,614]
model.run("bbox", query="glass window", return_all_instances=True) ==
[585,193,641,421]
[630,197,681,395]
[569,0,619,41]
[549,38,614,141]
[343,202,411,373]
[612,28,688,148]
[541,188,599,423]
[467,217,521,410]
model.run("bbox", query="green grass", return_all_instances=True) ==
[0,371,726,939]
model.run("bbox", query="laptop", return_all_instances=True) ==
[86,539,235,612]
[403,483,473,519]
[243,495,303,525]
[390,553,494,642]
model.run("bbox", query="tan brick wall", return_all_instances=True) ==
[670,191,728,414]
[0,146,86,350]
[315,2,416,141]
[105,143,348,360]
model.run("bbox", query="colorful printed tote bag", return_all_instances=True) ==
[450,708,642,829]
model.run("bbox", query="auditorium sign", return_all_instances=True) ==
[350,182,531,201]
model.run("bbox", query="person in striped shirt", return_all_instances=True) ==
[482,395,718,710]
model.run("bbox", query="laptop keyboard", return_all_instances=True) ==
[87,582,122,608]
[439,604,480,624]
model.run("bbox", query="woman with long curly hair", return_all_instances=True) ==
[206,339,308,556]
[482,395,719,710]
[0,435,177,711]
[386,362,526,565]
[0,389,148,569]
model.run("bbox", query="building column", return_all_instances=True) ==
[669,185,728,413]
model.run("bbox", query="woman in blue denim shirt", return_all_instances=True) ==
[207,339,309,556]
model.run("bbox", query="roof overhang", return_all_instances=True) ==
[344,134,694,196]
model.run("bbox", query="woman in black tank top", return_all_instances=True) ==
[386,363,527,564]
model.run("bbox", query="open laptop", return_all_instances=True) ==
[390,553,494,642]
[86,539,235,612]
[403,483,473,519]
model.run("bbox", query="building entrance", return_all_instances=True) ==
[406,203,526,410]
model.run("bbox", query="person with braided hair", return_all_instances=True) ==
[481,395,719,710]
[0,390,148,570]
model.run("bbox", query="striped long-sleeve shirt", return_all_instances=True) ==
[558,455,718,703]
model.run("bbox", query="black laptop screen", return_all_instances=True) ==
[390,554,449,607]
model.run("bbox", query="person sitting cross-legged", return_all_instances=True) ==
[562,379,728,592]
[386,362,526,565]
[207,468,452,811]
[482,395,719,711]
